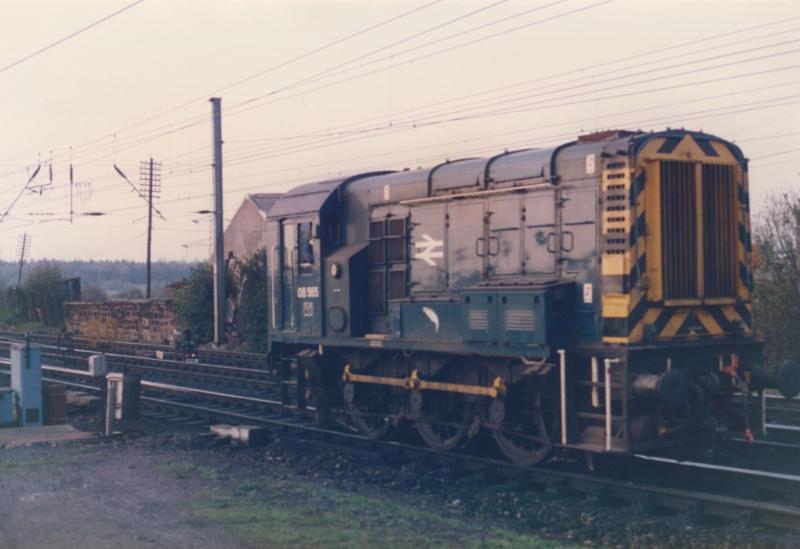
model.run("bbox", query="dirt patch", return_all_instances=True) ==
[0,420,797,548]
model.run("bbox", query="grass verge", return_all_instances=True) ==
[188,477,571,549]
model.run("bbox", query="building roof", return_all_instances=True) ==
[247,193,282,219]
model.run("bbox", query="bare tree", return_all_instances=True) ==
[753,192,800,364]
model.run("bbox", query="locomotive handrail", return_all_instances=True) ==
[398,181,553,205]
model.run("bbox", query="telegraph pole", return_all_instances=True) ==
[139,158,161,299]
[16,233,30,287]
[146,159,153,298]
[210,97,225,346]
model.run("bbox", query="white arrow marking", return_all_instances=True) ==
[422,306,440,334]
[414,233,444,266]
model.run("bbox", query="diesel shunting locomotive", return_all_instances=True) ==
[261,129,800,464]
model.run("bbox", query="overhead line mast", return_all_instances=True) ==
[211,97,225,347]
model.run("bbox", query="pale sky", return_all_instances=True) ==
[1,0,798,262]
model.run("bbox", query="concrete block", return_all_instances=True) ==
[65,391,100,407]
[210,424,270,446]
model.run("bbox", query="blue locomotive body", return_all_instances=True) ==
[262,129,792,462]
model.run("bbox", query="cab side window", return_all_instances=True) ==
[298,222,314,273]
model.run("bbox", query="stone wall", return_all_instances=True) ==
[63,300,176,344]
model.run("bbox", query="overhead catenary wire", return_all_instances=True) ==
[60,33,800,184]
[205,62,800,170]
[0,165,42,224]
[62,0,448,157]
[231,0,556,108]
[6,50,800,218]
[83,96,800,223]
[3,5,796,248]
[0,0,146,75]
[5,3,790,185]
[161,27,800,168]
[56,0,521,165]
[7,65,800,224]
[217,0,618,122]
[64,11,800,166]
[6,0,604,172]
[113,164,167,221]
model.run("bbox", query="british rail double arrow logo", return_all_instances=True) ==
[414,233,444,266]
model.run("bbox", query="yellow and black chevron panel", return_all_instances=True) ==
[650,303,752,340]
[603,301,752,343]
[602,133,754,345]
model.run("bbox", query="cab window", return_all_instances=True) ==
[298,222,314,273]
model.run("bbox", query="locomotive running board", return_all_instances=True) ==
[342,365,506,398]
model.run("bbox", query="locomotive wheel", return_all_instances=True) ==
[343,382,403,439]
[491,384,554,466]
[414,391,475,452]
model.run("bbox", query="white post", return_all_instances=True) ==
[604,358,620,451]
[558,349,567,445]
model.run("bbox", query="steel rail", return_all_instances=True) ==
[0,338,268,376]
[0,331,268,368]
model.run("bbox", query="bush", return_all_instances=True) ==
[82,285,108,302]
[113,287,144,299]
[23,264,66,326]
[0,282,25,325]
[173,264,215,343]
[236,252,269,353]
[173,263,237,344]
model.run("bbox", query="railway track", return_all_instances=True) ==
[0,330,268,369]
[2,352,800,531]
[0,335,281,401]
[9,335,800,473]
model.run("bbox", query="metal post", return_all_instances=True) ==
[557,349,567,445]
[210,97,225,346]
[591,356,599,409]
[604,358,620,451]
[146,157,154,299]
[104,376,115,436]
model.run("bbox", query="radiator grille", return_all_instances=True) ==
[659,160,738,300]
[702,164,737,298]
[468,309,489,331]
[660,161,698,299]
[504,309,536,332]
